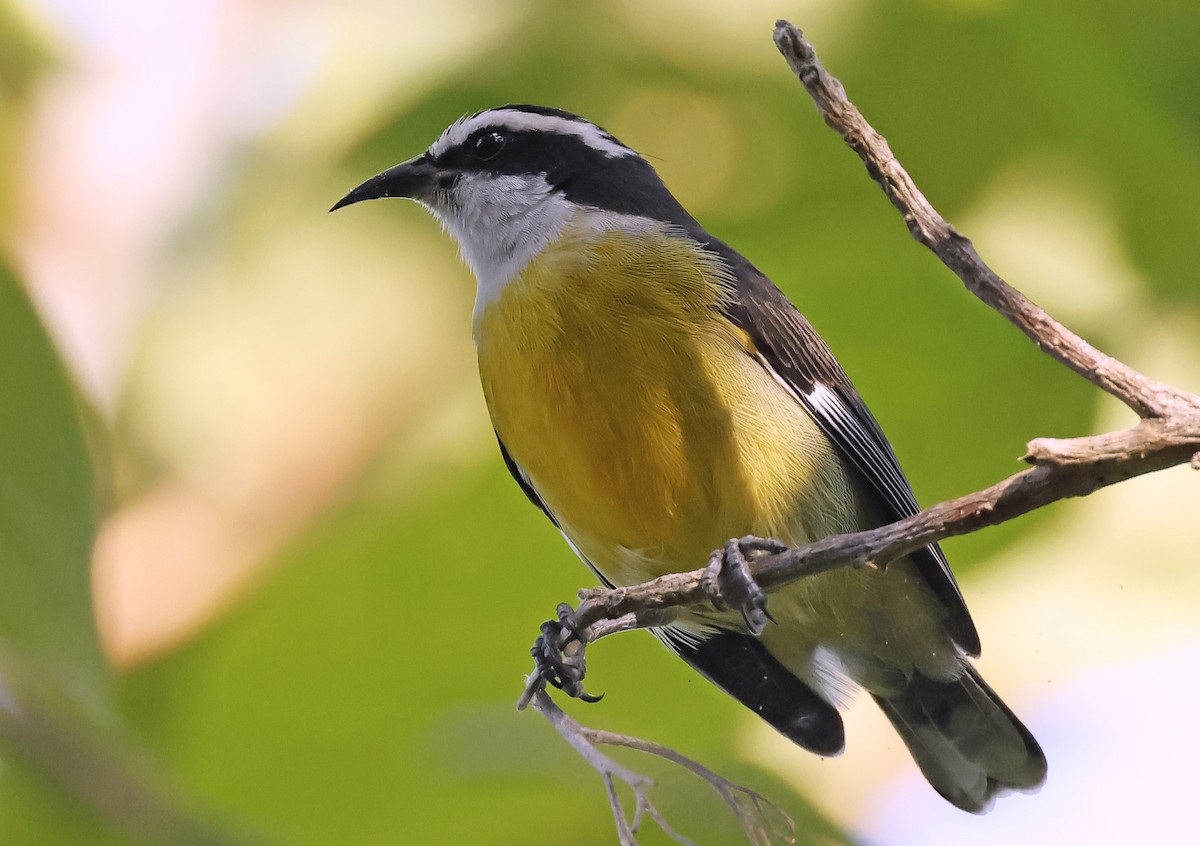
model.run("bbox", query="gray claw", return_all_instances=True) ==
[702,536,782,636]
[530,606,604,703]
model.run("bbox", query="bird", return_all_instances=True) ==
[331,104,1047,813]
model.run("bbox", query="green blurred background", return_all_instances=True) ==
[1,0,1198,843]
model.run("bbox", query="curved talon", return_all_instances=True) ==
[567,679,602,704]
[529,606,605,703]
[702,536,783,636]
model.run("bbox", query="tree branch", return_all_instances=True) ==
[522,19,1200,843]
[771,21,1199,421]
[532,20,1200,650]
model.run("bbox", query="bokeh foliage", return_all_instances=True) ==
[0,259,109,843]
[2,0,1199,843]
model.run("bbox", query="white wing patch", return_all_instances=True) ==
[753,350,967,624]
[755,354,921,518]
[430,109,635,160]
[802,381,922,516]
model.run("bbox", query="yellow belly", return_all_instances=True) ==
[474,223,856,585]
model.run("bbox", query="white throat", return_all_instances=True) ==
[425,172,576,321]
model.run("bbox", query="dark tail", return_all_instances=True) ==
[661,628,845,756]
[873,666,1047,813]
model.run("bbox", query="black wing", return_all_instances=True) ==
[659,626,845,755]
[700,236,980,656]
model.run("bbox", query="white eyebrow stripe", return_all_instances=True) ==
[428,109,635,160]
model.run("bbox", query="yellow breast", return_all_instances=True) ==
[475,222,851,584]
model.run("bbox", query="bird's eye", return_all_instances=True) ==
[473,131,507,160]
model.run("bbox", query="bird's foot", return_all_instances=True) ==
[525,602,604,705]
[702,536,786,635]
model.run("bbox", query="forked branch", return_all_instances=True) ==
[524,18,1200,669]
[523,19,1200,845]
[530,690,797,846]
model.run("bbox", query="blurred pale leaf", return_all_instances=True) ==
[0,262,103,692]
[0,263,109,840]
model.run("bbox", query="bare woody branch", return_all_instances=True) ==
[528,20,1200,668]
[519,22,1200,843]
[772,21,1199,421]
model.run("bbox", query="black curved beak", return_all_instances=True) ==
[330,156,442,212]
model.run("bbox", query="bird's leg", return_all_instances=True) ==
[527,602,604,705]
[701,536,786,635]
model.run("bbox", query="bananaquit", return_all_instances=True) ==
[333,105,1047,812]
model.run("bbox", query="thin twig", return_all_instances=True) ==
[530,689,796,846]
